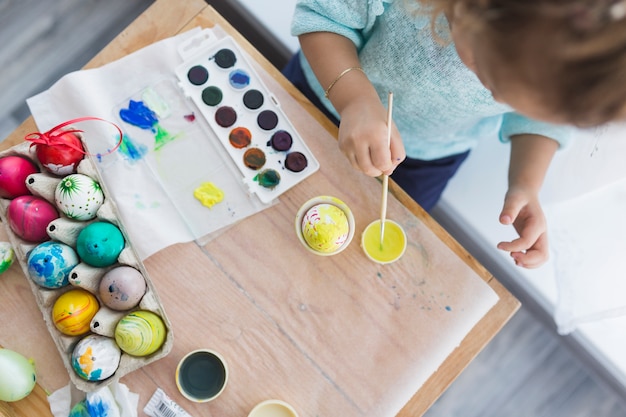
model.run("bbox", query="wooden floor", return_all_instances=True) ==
[1,1,625,415]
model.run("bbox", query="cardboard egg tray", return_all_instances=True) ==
[0,140,173,392]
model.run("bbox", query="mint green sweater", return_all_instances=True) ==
[291,0,573,160]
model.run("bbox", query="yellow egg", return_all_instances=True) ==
[52,289,99,336]
[114,310,166,357]
[301,203,350,253]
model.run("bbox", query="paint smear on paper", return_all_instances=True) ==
[118,133,148,162]
[120,100,157,129]
[142,87,171,118]
[119,100,181,150]
[133,194,161,210]
[194,182,225,208]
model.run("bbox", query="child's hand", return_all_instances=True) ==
[337,98,405,177]
[496,188,549,268]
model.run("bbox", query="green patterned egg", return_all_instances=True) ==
[55,173,104,221]
[114,310,166,357]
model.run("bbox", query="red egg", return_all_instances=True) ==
[35,131,85,176]
[0,155,39,199]
[7,195,59,242]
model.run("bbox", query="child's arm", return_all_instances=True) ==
[299,32,406,176]
[497,134,559,268]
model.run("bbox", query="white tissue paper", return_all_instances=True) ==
[547,177,626,334]
[48,382,138,417]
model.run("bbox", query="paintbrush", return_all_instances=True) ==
[380,92,394,250]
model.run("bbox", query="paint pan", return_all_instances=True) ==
[174,33,320,203]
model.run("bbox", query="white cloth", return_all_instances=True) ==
[48,382,138,417]
[547,177,626,334]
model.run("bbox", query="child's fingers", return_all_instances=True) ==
[388,130,406,173]
[500,232,549,268]
[370,140,393,173]
[354,145,383,177]
[510,244,549,268]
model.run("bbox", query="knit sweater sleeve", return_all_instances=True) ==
[291,0,388,49]
[500,112,574,147]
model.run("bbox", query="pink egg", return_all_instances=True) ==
[0,155,39,199]
[7,195,59,242]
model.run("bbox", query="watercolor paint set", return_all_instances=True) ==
[173,31,319,204]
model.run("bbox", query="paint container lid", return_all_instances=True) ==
[295,196,355,256]
[361,219,407,264]
[248,399,299,417]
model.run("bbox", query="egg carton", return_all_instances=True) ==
[0,140,173,392]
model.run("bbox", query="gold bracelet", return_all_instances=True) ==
[324,66,365,98]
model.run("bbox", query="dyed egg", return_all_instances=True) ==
[52,288,99,336]
[27,241,79,288]
[55,173,104,221]
[76,222,124,267]
[301,203,350,253]
[98,266,146,311]
[0,348,36,402]
[0,155,39,199]
[71,334,121,381]
[115,310,166,356]
[7,195,59,242]
[0,241,14,274]
[36,131,85,176]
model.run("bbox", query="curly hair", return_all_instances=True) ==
[415,0,626,126]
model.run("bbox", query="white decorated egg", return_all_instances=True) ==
[54,174,104,221]
[71,334,121,381]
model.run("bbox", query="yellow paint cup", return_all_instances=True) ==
[361,219,407,264]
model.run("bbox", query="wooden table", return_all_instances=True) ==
[0,1,519,416]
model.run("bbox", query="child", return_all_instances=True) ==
[282,0,626,268]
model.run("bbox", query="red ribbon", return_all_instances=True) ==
[24,116,123,157]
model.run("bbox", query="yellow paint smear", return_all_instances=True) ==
[194,182,225,208]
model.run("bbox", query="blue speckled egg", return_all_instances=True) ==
[71,334,121,381]
[76,222,125,267]
[27,241,79,288]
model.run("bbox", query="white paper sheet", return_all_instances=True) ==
[26,28,270,260]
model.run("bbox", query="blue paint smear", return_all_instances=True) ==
[119,100,158,130]
[86,397,110,416]
[118,133,148,162]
